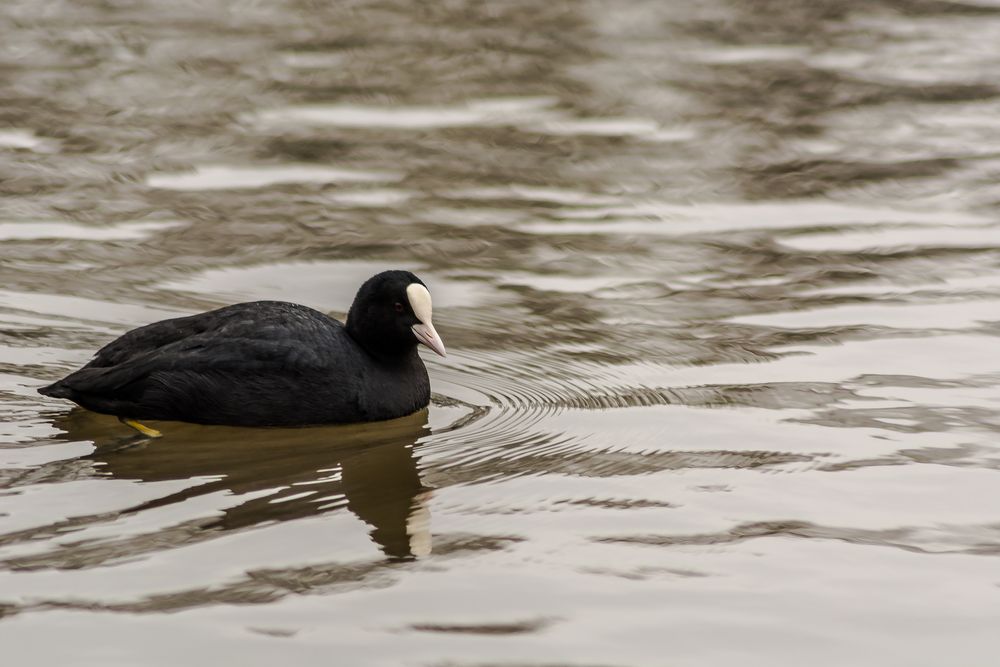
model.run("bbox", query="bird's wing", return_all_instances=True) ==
[61,332,332,398]
[89,302,323,368]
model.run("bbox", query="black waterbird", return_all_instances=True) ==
[38,270,446,436]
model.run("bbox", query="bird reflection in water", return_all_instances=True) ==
[53,409,433,561]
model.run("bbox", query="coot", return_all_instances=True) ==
[38,270,446,435]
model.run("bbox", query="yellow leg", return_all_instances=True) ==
[119,417,162,438]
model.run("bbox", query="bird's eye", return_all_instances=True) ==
[394,302,405,313]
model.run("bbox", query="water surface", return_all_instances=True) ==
[3,0,1000,665]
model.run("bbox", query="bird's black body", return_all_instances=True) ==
[38,271,440,427]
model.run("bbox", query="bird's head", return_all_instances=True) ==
[346,270,447,359]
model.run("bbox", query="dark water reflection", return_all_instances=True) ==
[0,410,434,577]
[77,410,429,559]
[3,0,1000,664]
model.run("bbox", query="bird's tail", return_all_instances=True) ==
[38,381,74,399]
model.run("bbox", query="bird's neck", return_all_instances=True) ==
[346,321,418,364]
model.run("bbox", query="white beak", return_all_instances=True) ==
[412,322,447,357]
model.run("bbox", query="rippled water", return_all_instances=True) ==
[3,0,1000,664]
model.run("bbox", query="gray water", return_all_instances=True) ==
[3,0,1000,665]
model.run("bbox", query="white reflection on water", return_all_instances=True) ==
[160,260,408,310]
[806,271,1000,295]
[729,299,1000,330]
[0,220,179,241]
[327,189,413,207]
[517,199,990,236]
[0,291,184,327]
[253,97,561,129]
[0,129,54,151]
[146,165,402,190]
[254,97,682,141]
[658,335,1000,386]
[161,260,494,310]
[523,117,696,142]
[783,225,1000,252]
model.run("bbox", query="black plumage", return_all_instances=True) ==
[38,270,445,426]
